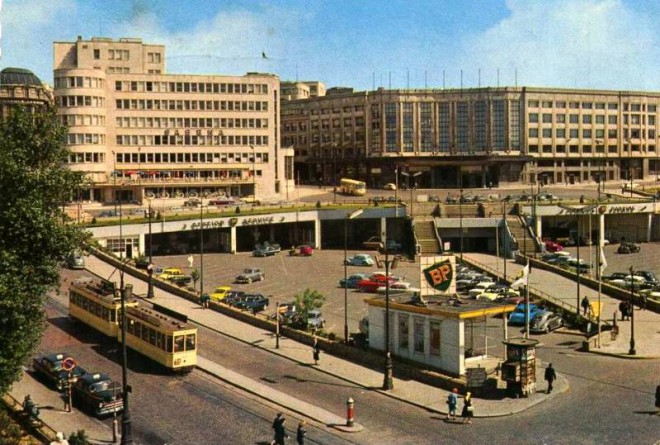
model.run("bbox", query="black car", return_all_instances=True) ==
[234,294,269,313]
[605,272,629,281]
[618,242,641,254]
[32,353,87,391]
[72,372,123,417]
[634,270,658,285]
[168,275,193,287]
[223,291,246,306]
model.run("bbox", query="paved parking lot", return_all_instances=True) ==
[560,241,660,278]
[152,249,423,338]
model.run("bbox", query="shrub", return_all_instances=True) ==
[316,200,321,208]
[68,430,91,445]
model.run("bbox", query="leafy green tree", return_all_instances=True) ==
[191,268,200,291]
[0,106,88,395]
[293,288,325,324]
[0,408,22,445]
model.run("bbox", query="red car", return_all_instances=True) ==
[289,245,313,256]
[357,275,395,293]
[544,240,563,252]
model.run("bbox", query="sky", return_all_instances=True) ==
[1,0,659,91]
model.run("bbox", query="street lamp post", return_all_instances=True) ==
[146,199,154,298]
[119,270,133,444]
[344,209,364,344]
[400,171,422,219]
[383,243,395,391]
[628,266,636,355]
[199,204,205,300]
[250,145,257,204]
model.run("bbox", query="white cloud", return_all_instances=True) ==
[455,0,660,90]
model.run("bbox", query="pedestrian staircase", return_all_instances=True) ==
[506,216,539,256]
[415,220,442,254]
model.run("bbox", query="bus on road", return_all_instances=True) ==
[339,178,367,196]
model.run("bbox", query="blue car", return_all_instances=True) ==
[339,273,369,288]
[508,303,540,326]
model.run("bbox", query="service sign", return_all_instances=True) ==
[419,256,456,295]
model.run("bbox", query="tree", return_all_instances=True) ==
[0,106,88,395]
[191,268,200,291]
[293,288,325,324]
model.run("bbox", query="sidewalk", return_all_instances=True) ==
[81,255,568,422]
[464,253,660,359]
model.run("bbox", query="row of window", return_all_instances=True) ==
[528,144,656,154]
[115,116,269,129]
[124,316,196,353]
[67,152,106,164]
[115,99,269,112]
[66,133,106,145]
[61,114,106,127]
[113,151,268,164]
[69,290,117,322]
[54,76,105,89]
[528,128,656,140]
[57,95,105,108]
[397,316,441,356]
[115,134,269,148]
[307,105,364,115]
[108,67,131,74]
[529,113,620,124]
[528,100,657,112]
[114,80,269,95]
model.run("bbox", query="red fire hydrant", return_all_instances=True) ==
[346,397,355,427]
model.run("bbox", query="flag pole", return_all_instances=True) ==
[597,243,603,348]
[525,258,530,339]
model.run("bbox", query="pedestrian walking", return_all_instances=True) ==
[312,338,321,365]
[296,420,307,445]
[187,253,194,268]
[271,413,289,445]
[446,388,458,420]
[200,293,210,309]
[619,301,627,321]
[545,363,557,394]
[461,391,473,424]
[581,296,590,316]
[623,301,631,321]
[641,293,648,310]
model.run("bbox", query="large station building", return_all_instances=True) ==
[281,83,660,190]
[53,36,293,205]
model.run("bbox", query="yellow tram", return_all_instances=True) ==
[69,277,138,337]
[68,277,197,373]
[119,306,197,373]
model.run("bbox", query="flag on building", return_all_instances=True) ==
[511,262,529,289]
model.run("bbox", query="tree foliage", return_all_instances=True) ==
[293,288,325,323]
[0,106,88,395]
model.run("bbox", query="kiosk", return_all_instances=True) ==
[501,338,539,397]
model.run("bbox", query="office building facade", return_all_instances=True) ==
[53,36,292,204]
[281,85,659,189]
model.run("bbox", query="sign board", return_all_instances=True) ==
[443,242,451,251]
[419,255,456,296]
[466,367,487,388]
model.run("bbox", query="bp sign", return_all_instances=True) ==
[423,259,454,292]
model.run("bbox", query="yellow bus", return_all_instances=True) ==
[339,178,367,196]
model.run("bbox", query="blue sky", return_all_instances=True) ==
[2,0,659,91]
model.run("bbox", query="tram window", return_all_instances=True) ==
[149,328,157,345]
[142,325,150,342]
[156,332,164,350]
[126,319,134,335]
[133,321,140,338]
[111,309,117,322]
[166,335,173,352]
[185,334,196,351]
[173,336,184,352]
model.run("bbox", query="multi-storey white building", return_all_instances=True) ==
[53,36,293,204]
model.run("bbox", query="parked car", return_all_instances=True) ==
[169,274,193,286]
[235,268,265,284]
[544,240,564,253]
[235,294,269,313]
[383,183,397,190]
[183,198,201,207]
[306,310,325,329]
[159,268,184,280]
[71,372,123,417]
[133,257,149,270]
[97,210,122,218]
[223,291,246,306]
[476,285,520,302]
[604,272,629,281]
[66,252,86,270]
[253,243,281,257]
[344,254,375,267]
[32,353,87,391]
[618,242,640,254]
[537,192,560,201]
[210,285,232,301]
[273,302,297,324]
[357,275,395,293]
[634,270,658,285]
[362,237,402,252]
[530,310,564,334]
[468,282,497,298]
[339,273,369,288]
[208,197,237,206]
[508,304,540,326]
[289,245,314,256]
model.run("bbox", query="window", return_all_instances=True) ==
[583,115,592,124]
[398,316,409,350]
[556,114,566,123]
[556,128,566,138]
[413,318,425,354]
[596,115,605,124]
[93,49,100,59]
[528,113,539,123]
[569,114,579,124]
[528,128,538,138]
[430,321,440,356]
[542,114,552,123]
[583,129,592,138]
[570,128,579,138]
[528,100,539,108]
[542,101,553,108]
[608,115,617,124]
[542,128,552,138]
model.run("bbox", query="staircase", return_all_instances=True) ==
[506,216,538,256]
[415,220,441,254]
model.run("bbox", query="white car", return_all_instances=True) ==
[306,310,325,329]
[468,282,496,298]
[383,183,397,190]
